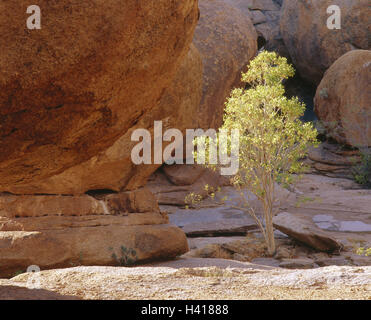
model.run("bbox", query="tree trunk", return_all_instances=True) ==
[264,192,276,256]
[266,216,276,256]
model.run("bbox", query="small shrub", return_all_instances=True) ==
[184,192,203,208]
[356,247,371,257]
[352,152,371,187]
[194,51,319,255]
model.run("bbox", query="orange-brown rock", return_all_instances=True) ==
[194,0,258,129]
[0,188,159,218]
[0,212,168,232]
[0,223,188,278]
[0,194,107,218]
[4,44,203,195]
[314,50,371,147]
[280,0,371,84]
[0,198,191,278]
[105,188,160,215]
[0,0,199,192]
[0,217,24,232]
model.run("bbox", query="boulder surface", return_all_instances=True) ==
[0,0,199,192]
[0,215,188,278]
[5,44,203,194]
[273,212,343,252]
[280,0,371,84]
[314,50,371,147]
[194,0,258,129]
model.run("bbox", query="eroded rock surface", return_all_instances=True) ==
[0,0,199,194]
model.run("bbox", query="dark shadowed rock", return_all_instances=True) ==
[147,168,230,206]
[0,283,80,300]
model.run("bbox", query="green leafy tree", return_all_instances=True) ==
[197,51,318,255]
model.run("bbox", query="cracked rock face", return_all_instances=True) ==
[280,0,371,84]
[0,0,199,192]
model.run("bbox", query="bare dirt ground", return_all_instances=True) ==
[1,260,370,300]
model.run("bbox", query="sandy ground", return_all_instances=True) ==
[1,260,370,300]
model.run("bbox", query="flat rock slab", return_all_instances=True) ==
[313,214,371,233]
[188,237,247,250]
[169,206,258,237]
[314,256,353,267]
[250,258,281,268]
[168,184,295,236]
[273,212,343,252]
[308,144,359,166]
[148,257,276,271]
[279,258,316,269]
[0,188,160,218]
[0,222,188,278]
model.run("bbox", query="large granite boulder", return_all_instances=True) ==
[0,0,199,193]
[194,0,258,129]
[314,50,371,147]
[280,0,371,84]
[4,41,203,195]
